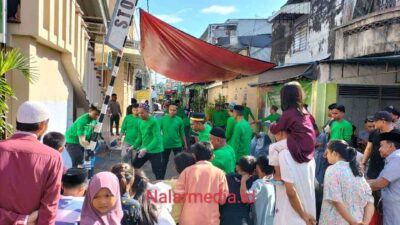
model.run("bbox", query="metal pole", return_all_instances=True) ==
[149,70,154,112]
[82,16,134,173]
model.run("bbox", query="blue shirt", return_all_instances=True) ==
[379,149,400,225]
[315,133,328,185]
[55,196,84,225]
[61,149,72,170]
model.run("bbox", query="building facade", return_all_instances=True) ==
[201,19,273,123]
[5,0,147,135]
[254,0,400,130]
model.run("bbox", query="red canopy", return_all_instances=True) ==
[140,9,275,83]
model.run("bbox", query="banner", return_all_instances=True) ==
[140,9,276,83]
[265,80,313,110]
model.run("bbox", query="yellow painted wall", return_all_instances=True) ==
[207,76,259,131]
[208,76,259,119]
[6,37,74,133]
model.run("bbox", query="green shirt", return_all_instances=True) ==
[212,110,229,127]
[211,144,236,173]
[133,116,163,153]
[85,120,97,141]
[243,107,255,121]
[330,119,353,143]
[196,123,212,142]
[177,107,186,119]
[121,115,140,146]
[66,113,94,144]
[225,116,237,142]
[262,113,281,123]
[228,119,253,162]
[160,115,185,149]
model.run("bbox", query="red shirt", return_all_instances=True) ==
[270,107,316,163]
[0,133,63,225]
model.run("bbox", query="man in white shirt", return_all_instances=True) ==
[274,149,316,225]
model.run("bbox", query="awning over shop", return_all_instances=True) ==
[249,62,318,87]
[321,55,400,65]
[140,9,276,83]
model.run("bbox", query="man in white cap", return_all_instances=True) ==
[0,101,63,225]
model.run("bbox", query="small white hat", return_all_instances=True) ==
[17,101,50,123]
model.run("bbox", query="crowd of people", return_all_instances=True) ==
[0,81,400,225]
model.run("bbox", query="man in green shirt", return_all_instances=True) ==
[132,104,164,180]
[119,103,140,163]
[225,102,237,143]
[242,103,255,122]
[329,104,354,143]
[160,103,188,178]
[190,112,212,143]
[256,105,281,132]
[228,105,253,162]
[211,104,229,129]
[263,105,281,122]
[66,105,99,167]
[210,127,236,173]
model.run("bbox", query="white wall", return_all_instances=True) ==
[230,19,272,36]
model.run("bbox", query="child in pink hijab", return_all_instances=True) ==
[81,172,123,225]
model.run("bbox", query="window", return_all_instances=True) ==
[292,22,308,53]
[7,0,21,23]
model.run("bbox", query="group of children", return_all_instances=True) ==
[42,125,278,225]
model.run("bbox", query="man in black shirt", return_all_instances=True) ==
[361,111,400,179]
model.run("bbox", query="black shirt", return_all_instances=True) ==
[220,173,258,225]
[367,129,400,179]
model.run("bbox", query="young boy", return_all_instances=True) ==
[268,130,288,183]
[56,168,88,225]
[220,156,258,225]
[240,155,275,225]
[43,132,72,172]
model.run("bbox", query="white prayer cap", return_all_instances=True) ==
[17,101,50,123]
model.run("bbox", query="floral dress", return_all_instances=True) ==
[319,161,374,225]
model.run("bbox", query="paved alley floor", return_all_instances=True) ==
[93,147,178,181]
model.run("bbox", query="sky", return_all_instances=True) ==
[134,0,287,83]
[135,0,287,38]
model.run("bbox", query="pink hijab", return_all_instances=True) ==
[80,172,123,225]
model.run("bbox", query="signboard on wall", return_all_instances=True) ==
[135,89,150,101]
[0,0,6,43]
[105,0,138,51]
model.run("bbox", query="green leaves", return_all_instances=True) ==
[0,49,36,136]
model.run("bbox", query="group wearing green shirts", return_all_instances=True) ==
[243,105,255,122]
[120,114,140,146]
[190,112,212,143]
[66,113,96,145]
[160,114,185,149]
[329,119,353,143]
[262,112,281,123]
[211,106,229,128]
[228,118,253,162]
[211,144,236,173]
[120,111,141,163]
[65,109,99,167]
[225,116,237,142]
[132,109,164,180]
[85,120,97,142]
[160,106,187,178]
[133,116,163,153]
[196,123,212,142]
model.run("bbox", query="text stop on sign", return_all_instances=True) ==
[105,0,138,51]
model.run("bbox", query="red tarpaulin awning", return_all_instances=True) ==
[140,9,276,83]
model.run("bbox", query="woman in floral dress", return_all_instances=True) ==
[319,140,375,225]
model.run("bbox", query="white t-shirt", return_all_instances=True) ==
[273,149,316,225]
[268,139,288,166]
